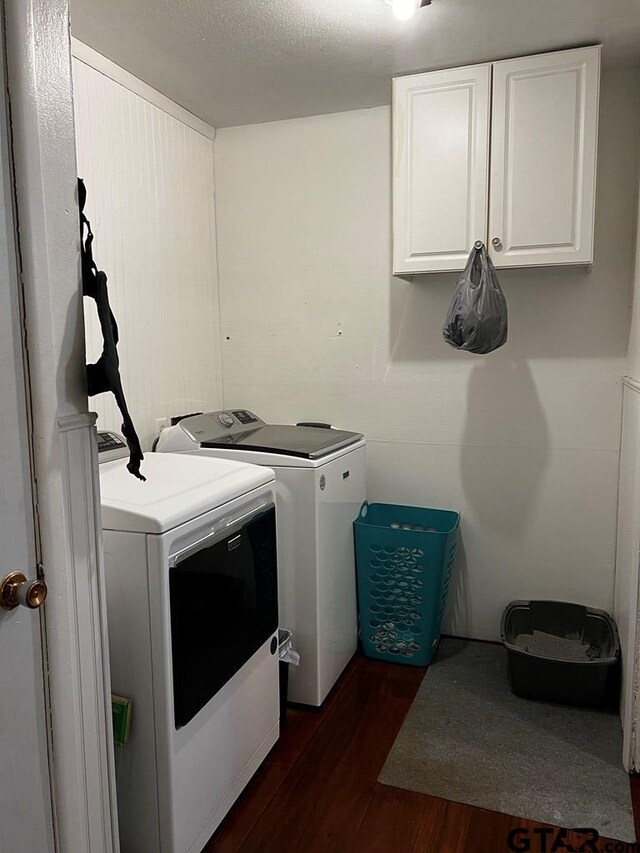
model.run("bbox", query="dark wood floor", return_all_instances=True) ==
[206,655,640,853]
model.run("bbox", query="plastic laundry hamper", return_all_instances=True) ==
[353,502,460,666]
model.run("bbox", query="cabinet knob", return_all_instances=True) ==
[491,237,502,250]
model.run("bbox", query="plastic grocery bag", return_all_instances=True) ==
[442,241,508,354]
[278,629,300,666]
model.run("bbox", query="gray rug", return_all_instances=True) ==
[379,638,635,842]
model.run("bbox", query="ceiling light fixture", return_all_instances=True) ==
[389,0,431,21]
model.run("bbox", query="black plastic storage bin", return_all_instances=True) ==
[501,600,620,708]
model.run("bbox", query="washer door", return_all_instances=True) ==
[169,503,278,728]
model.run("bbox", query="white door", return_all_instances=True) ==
[489,46,600,268]
[393,64,491,275]
[615,378,640,772]
[0,8,55,851]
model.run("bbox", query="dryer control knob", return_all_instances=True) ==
[218,412,234,428]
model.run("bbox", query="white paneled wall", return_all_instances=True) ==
[214,70,640,640]
[71,47,640,646]
[73,56,222,448]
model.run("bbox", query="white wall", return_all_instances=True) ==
[73,54,222,449]
[214,69,640,641]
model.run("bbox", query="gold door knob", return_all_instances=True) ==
[0,571,48,611]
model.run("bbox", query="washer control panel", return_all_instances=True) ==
[180,410,264,443]
[97,431,129,463]
[232,410,259,425]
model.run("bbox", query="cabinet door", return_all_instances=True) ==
[393,65,491,275]
[489,46,600,268]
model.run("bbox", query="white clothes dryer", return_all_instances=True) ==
[98,431,279,853]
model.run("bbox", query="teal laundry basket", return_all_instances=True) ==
[354,502,460,666]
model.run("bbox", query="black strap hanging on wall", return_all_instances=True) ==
[78,178,146,481]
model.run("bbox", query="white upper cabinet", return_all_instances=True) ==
[393,65,491,275]
[489,46,600,268]
[393,45,601,275]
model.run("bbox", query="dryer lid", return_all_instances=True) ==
[99,453,273,533]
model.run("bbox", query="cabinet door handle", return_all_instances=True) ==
[491,237,503,250]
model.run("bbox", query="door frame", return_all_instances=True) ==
[4,0,118,849]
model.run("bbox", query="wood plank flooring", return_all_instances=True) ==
[206,655,640,853]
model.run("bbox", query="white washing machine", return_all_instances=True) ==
[98,431,279,853]
[155,410,366,706]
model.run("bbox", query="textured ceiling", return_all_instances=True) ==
[70,0,640,128]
